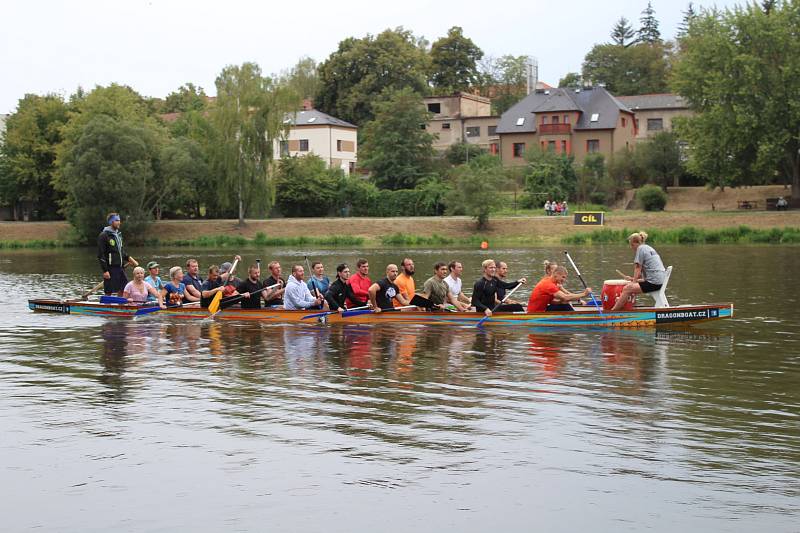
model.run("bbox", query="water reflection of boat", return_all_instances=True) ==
[29,298,735,328]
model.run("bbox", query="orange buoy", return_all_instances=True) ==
[480,241,489,250]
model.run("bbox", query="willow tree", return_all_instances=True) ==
[212,63,297,225]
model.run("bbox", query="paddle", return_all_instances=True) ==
[208,258,239,316]
[564,251,602,314]
[216,283,280,310]
[134,301,200,316]
[475,281,524,327]
[342,305,416,318]
[70,280,105,301]
[100,295,129,304]
[301,305,369,320]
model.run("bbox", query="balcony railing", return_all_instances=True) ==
[538,123,572,135]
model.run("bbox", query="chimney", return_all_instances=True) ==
[526,56,539,95]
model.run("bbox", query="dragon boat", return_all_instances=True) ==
[28,298,734,328]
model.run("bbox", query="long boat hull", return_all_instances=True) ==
[28,299,734,328]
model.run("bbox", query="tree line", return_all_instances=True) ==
[1,1,798,241]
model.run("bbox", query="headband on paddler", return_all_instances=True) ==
[108,214,121,224]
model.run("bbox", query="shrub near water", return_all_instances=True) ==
[636,185,667,211]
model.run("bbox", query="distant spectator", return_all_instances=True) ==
[777,197,788,210]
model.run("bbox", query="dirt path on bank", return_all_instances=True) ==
[3,210,800,244]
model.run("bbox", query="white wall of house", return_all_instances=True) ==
[274,125,358,174]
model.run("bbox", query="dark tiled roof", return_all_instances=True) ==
[496,87,632,134]
[616,93,688,110]
[284,109,356,128]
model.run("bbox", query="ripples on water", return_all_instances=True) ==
[1,247,799,531]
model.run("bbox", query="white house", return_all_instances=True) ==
[275,109,358,175]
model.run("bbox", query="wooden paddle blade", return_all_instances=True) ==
[208,291,223,315]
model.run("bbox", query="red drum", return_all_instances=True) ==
[601,280,636,311]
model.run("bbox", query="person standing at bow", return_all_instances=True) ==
[98,213,137,296]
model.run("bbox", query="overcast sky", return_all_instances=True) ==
[1,0,746,114]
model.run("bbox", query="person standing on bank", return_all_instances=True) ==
[98,213,137,296]
[612,231,667,311]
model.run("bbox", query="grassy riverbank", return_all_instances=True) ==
[2,209,800,249]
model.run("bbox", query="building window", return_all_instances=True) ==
[488,126,497,136]
[279,140,289,157]
[561,140,567,154]
[635,119,640,130]
[349,162,356,174]
[621,117,627,127]
[513,143,526,158]
[299,139,309,152]
[442,123,451,130]
[516,117,525,126]
[563,115,570,123]
[541,116,548,125]
[647,118,663,131]
[587,139,600,153]
[552,115,559,124]
[590,113,599,122]
[336,140,343,151]
[427,103,441,113]
[489,143,499,155]
[466,126,480,137]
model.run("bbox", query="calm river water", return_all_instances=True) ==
[1,245,798,532]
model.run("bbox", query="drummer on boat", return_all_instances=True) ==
[612,231,666,311]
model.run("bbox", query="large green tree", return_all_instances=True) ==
[611,17,637,47]
[359,88,435,190]
[274,155,339,217]
[315,28,430,125]
[429,26,484,92]
[284,56,319,100]
[477,54,531,115]
[672,1,800,197]
[445,154,507,230]
[638,1,662,43]
[161,83,208,114]
[0,94,69,220]
[212,62,297,224]
[522,149,577,204]
[57,115,166,244]
[638,131,684,188]
[582,41,672,95]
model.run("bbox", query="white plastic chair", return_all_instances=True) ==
[649,266,672,308]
